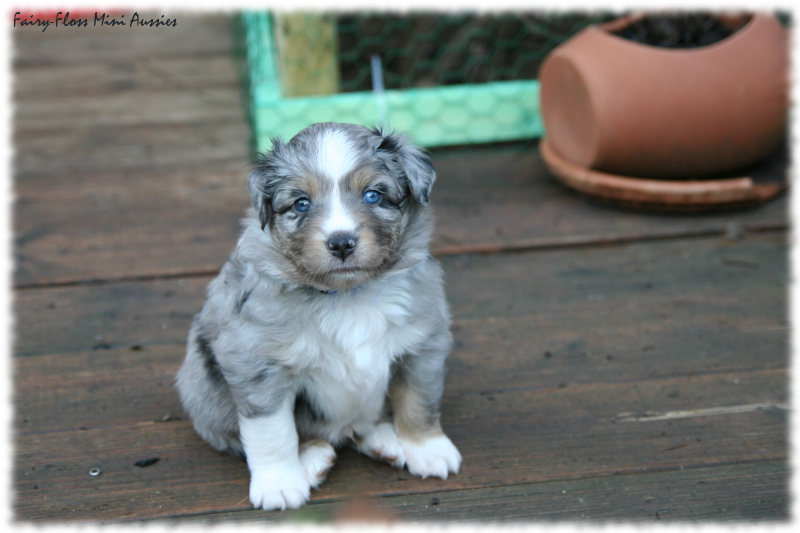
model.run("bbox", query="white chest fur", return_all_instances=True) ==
[282,276,427,439]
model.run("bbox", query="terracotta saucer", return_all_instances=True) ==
[540,139,786,212]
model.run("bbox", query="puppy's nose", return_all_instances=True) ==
[327,232,358,261]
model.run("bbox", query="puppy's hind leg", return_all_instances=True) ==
[176,325,244,459]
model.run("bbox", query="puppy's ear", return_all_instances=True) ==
[248,139,287,230]
[372,129,436,205]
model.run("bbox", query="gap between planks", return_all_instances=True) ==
[12,219,788,291]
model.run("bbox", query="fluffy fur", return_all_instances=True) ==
[176,123,461,511]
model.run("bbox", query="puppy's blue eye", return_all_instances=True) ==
[363,191,381,204]
[294,198,311,212]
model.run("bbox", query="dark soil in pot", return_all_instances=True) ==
[612,14,748,48]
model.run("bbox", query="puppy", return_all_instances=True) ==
[176,122,461,511]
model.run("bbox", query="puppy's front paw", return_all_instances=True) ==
[352,422,406,468]
[400,434,462,480]
[248,460,311,511]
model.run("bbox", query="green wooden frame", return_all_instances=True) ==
[241,11,544,151]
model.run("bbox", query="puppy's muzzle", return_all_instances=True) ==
[327,232,358,261]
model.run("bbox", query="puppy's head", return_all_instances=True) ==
[247,123,436,291]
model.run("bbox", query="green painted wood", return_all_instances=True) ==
[242,10,281,102]
[251,80,543,150]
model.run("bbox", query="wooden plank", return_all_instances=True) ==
[13,277,208,357]
[442,231,788,320]
[13,368,788,522]
[163,461,789,523]
[13,197,242,288]
[14,87,245,131]
[12,13,235,66]
[13,55,240,100]
[13,300,787,433]
[13,121,250,176]
[13,161,250,288]
[12,16,244,133]
[446,308,787,396]
[13,234,787,359]
[428,144,788,252]
[13,345,186,433]
[13,142,787,286]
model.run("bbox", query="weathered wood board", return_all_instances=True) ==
[14,368,788,522]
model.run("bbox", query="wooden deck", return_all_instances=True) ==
[11,14,789,524]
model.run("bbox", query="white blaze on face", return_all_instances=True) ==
[317,129,358,235]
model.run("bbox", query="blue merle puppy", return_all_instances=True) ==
[176,122,461,510]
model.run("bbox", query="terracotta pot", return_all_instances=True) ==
[539,12,789,179]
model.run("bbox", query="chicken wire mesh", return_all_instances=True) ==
[235,12,616,153]
[336,13,614,92]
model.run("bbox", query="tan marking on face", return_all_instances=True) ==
[352,223,380,264]
[295,173,327,200]
[348,166,381,195]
